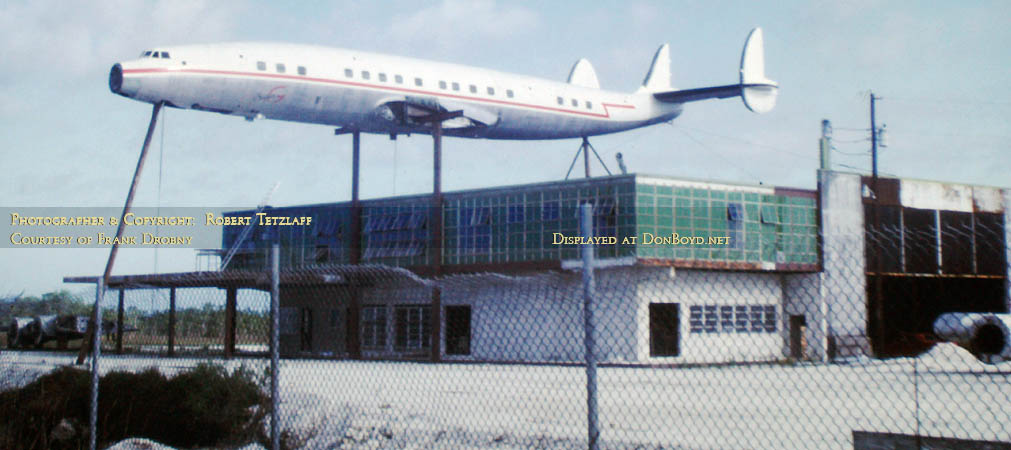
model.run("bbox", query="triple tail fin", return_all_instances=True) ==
[649,28,778,113]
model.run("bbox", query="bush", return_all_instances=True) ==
[0,363,268,449]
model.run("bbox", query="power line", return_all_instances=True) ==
[678,126,815,160]
[676,129,763,184]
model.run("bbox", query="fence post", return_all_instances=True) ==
[89,279,104,450]
[270,242,281,450]
[580,203,600,450]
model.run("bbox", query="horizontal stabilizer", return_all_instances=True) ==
[651,28,778,113]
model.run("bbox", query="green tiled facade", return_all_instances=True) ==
[222,174,818,271]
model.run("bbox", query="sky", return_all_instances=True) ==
[1,0,1008,297]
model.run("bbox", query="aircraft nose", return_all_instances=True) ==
[109,63,123,93]
[109,63,139,97]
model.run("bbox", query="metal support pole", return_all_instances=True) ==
[582,137,591,178]
[78,101,163,365]
[350,130,362,264]
[225,287,237,358]
[89,279,103,450]
[348,130,362,359]
[116,288,124,354]
[168,287,176,357]
[580,203,600,449]
[270,243,280,450]
[430,120,443,362]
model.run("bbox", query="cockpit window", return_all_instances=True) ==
[160,52,170,59]
[142,51,152,57]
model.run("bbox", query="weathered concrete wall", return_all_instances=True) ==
[819,170,870,357]
[782,272,828,362]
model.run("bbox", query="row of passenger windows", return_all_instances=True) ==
[558,96,592,110]
[343,68,517,100]
[256,61,308,76]
[249,60,592,110]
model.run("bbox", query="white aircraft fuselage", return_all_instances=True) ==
[109,29,777,140]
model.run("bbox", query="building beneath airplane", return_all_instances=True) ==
[65,166,1010,364]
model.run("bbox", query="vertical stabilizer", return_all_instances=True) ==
[638,43,671,93]
[739,28,778,113]
[567,58,601,89]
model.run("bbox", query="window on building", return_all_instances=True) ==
[704,305,718,333]
[735,305,749,332]
[379,73,387,82]
[361,70,370,80]
[446,305,471,355]
[457,207,491,254]
[394,74,403,84]
[361,306,386,349]
[452,82,460,91]
[363,209,428,259]
[414,77,423,87]
[257,61,267,71]
[300,307,312,351]
[276,63,286,73]
[689,305,703,333]
[590,198,617,238]
[315,244,330,263]
[487,86,495,95]
[507,204,524,224]
[764,305,777,332]
[344,68,353,78]
[650,303,680,356]
[279,307,298,335]
[728,202,744,249]
[506,89,514,98]
[692,304,777,334]
[727,203,744,221]
[720,306,735,332]
[394,305,431,351]
[297,66,307,76]
[750,305,766,332]
[761,205,780,224]
[542,201,560,221]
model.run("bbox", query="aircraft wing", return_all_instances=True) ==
[375,96,499,129]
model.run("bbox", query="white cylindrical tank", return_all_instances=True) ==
[933,313,1011,364]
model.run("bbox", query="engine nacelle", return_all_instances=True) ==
[933,313,1011,364]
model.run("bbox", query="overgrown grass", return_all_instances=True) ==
[0,363,268,449]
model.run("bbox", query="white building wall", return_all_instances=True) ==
[1005,189,1011,312]
[818,170,870,356]
[633,268,785,364]
[781,273,828,362]
[440,273,584,363]
[439,266,788,365]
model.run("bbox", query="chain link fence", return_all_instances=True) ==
[2,210,1009,449]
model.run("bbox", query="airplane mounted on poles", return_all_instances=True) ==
[108,28,778,139]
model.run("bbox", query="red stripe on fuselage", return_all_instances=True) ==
[122,67,636,119]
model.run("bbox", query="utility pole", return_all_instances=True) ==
[869,92,886,357]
